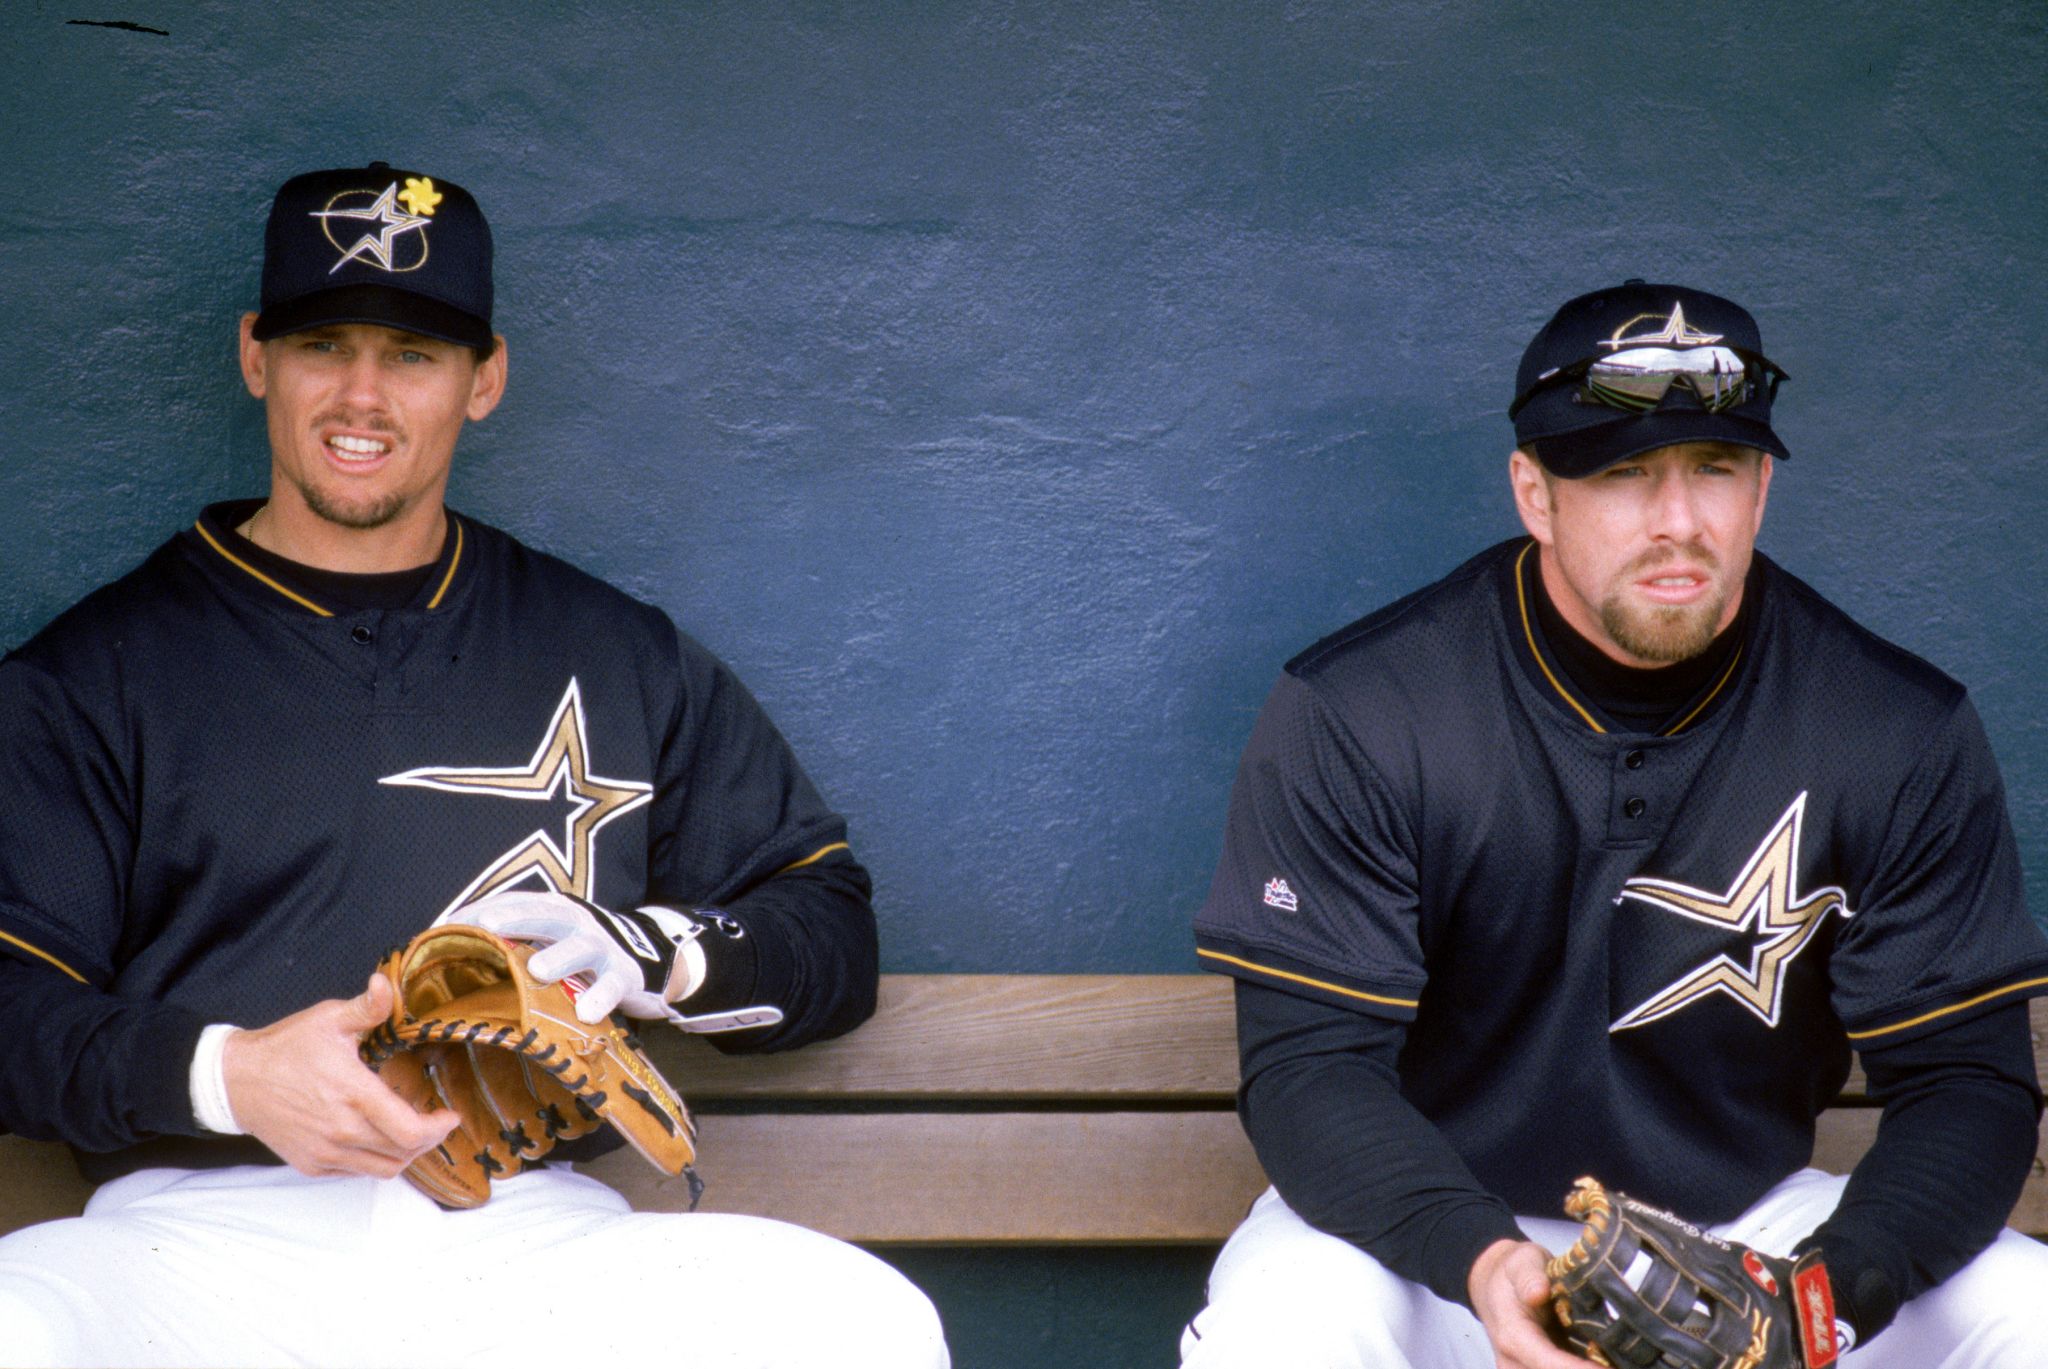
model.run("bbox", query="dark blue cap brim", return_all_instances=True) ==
[1526,410,1791,478]
[250,283,493,351]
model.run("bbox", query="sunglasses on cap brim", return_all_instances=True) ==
[1510,345,1788,419]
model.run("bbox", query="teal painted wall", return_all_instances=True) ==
[5,4,2044,1364]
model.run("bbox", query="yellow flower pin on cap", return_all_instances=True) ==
[399,176,442,217]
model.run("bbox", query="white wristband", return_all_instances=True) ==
[636,905,710,1002]
[674,935,708,1001]
[636,905,779,1032]
[189,1022,245,1135]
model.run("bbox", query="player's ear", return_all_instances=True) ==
[1752,453,1773,533]
[1509,448,1554,545]
[238,313,267,399]
[466,335,508,421]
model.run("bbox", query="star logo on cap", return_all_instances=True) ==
[1599,302,1723,351]
[312,181,433,275]
[379,678,654,917]
[1609,791,1851,1032]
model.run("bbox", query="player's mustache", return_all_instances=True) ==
[1626,542,1718,577]
[313,410,401,438]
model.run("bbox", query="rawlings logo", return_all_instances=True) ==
[1742,1249,1779,1295]
[1793,1262,1839,1367]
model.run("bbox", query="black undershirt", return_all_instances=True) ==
[1233,556,2044,1337]
[219,509,438,611]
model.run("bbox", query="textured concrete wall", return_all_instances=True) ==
[4,4,2044,1362]
[4,5,2045,969]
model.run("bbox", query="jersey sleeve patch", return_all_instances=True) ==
[1194,672,1430,1022]
[1195,932,1422,1020]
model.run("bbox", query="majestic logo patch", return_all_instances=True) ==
[1262,877,1299,912]
[1610,791,1851,1032]
[313,179,435,274]
[381,678,653,918]
[1598,301,1722,351]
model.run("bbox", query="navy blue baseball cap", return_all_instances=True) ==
[251,162,494,350]
[1509,281,1790,478]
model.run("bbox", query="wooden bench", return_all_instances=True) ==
[1,978,2043,1241]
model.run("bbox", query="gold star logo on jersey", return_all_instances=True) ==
[1610,791,1852,1032]
[380,678,653,917]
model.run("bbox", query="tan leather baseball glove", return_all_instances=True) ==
[359,923,697,1208]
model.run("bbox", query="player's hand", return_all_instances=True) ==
[1467,1238,1592,1368]
[454,889,681,1023]
[221,972,459,1179]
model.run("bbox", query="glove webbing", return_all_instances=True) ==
[365,1016,694,1135]
[365,1016,699,1203]
[1549,1179,1773,1369]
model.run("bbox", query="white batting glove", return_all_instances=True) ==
[453,889,698,1025]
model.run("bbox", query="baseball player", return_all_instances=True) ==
[1184,282,2048,1368]
[0,163,948,1367]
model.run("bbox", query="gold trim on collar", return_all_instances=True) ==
[1661,644,1743,736]
[1514,542,1604,733]
[194,521,335,617]
[1197,948,1420,1009]
[427,516,464,609]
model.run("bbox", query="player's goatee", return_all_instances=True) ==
[1599,596,1724,663]
[300,481,410,530]
[292,408,411,529]
[1599,548,1728,663]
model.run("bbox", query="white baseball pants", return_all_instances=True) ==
[0,1163,949,1368]
[1180,1169,2048,1368]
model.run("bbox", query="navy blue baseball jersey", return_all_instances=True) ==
[0,501,875,1171]
[1195,537,2048,1219]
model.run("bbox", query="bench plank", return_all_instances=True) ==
[663,978,2048,1105]
[588,1100,2048,1244]
[664,974,1239,1101]
[588,1110,1267,1245]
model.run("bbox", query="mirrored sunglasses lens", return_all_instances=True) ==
[1586,346,1752,413]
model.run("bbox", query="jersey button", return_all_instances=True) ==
[1625,749,1645,769]
[1624,797,1646,818]
[350,625,373,644]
